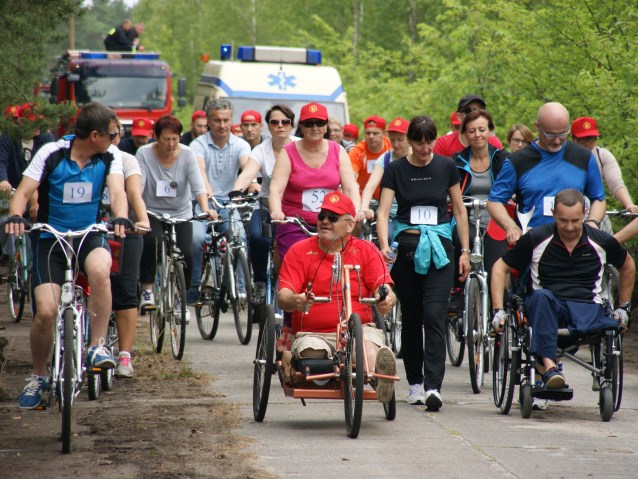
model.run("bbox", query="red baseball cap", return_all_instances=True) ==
[299,102,328,121]
[387,117,409,134]
[450,111,461,126]
[240,110,262,124]
[343,124,359,139]
[320,190,356,218]
[191,110,206,123]
[4,105,20,119]
[364,115,386,131]
[571,117,600,138]
[131,118,153,136]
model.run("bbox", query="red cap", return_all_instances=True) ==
[131,118,153,136]
[231,124,242,135]
[571,116,600,138]
[343,124,359,139]
[320,191,356,218]
[364,115,386,131]
[299,102,328,121]
[191,110,206,123]
[387,117,409,134]
[240,110,262,124]
[4,105,20,119]
[450,111,461,126]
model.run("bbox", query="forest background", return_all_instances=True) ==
[1,0,638,227]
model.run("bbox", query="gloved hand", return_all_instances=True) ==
[228,190,243,200]
[492,309,508,333]
[614,308,629,329]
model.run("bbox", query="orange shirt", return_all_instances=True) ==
[349,137,392,199]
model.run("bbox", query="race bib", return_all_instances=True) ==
[543,196,555,216]
[410,205,437,225]
[301,188,330,212]
[157,180,177,198]
[63,182,93,204]
[366,159,376,173]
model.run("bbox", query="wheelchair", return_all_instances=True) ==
[252,251,400,438]
[492,293,623,422]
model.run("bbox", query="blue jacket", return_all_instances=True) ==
[451,144,508,195]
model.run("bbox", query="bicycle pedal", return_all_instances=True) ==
[87,367,102,374]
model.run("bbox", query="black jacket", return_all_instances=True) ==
[451,144,508,195]
[0,131,56,187]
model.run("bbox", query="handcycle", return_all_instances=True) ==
[195,196,255,345]
[252,250,400,438]
[146,210,199,360]
[27,222,112,453]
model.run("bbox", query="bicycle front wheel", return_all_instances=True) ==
[169,261,188,360]
[149,269,165,353]
[466,277,484,394]
[8,253,27,322]
[253,305,275,421]
[232,249,253,345]
[61,308,75,453]
[196,254,221,340]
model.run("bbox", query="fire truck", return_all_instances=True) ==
[46,50,186,134]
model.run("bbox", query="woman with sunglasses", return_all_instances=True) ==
[377,115,470,412]
[269,102,361,259]
[229,105,298,302]
[137,115,217,313]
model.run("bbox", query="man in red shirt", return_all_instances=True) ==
[434,95,503,157]
[349,116,392,199]
[278,190,397,402]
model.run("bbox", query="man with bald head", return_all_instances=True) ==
[487,102,606,245]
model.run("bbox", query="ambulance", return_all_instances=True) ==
[194,45,349,126]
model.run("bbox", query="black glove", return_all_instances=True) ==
[228,190,243,200]
[109,217,134,230]
[5,215,29,228]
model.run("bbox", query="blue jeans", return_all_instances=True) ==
[248,208,272,283]
[192,198,247,289]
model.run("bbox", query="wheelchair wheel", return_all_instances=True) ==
[253,305,275,422]
[599,386,614,422]
[466,278,484,393]
[383,391,396,420]
[493,325,516,414]
[446,312,465,367]
[344,314,364,439]
[520,383,533,419]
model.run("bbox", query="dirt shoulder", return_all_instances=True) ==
[0,309,274,479]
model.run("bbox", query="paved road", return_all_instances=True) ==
[185,310,638,479]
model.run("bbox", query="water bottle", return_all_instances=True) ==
[388,241,399,270]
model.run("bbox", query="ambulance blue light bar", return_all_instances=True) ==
[220,44,232,60]
[236,46,322,65]
[78,51,160,60]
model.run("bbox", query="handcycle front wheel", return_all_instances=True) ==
[61,308,75,454]
[168,261,188,360]
[232,249,254,345]
[253,305,276,422]
[344,313,364,439]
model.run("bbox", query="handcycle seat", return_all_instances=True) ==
[532,383,574,401]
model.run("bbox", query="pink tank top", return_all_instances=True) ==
[281,140,342,224]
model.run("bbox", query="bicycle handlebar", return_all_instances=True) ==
[29,222,110,238]
[606,210,638,218]
[211,196,258,210]
[271,217,317,236]
[147,209,196,225]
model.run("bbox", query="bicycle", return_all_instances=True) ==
[196,196,255,345]
[7,230,31,322]
[28,222,110,453]
[146,210,196,360]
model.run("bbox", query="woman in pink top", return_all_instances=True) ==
[269,102,361,258]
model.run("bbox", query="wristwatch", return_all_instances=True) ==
[619,302,631,314]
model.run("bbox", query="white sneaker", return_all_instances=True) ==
[425,389,443,411]
[407,384,425,405]
[533,398,548,411]
[115,353,134,378]
[184,308,191,325]
[140,289,155,309]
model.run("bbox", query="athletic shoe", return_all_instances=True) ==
[543,367,566,388]
[407,384,425,405]
[140,289,155,309]
[533,398,549,410]
[115,353,134,378]
[425,389,443,411]
[86,339,116,369]
[374,346,397,403]
[186,287,200,306]
[18,376,49,409]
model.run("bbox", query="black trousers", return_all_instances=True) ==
[391,233,454,391]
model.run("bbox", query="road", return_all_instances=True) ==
[186,310,638,479]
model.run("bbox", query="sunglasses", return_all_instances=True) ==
[300,119,328,128]
[317,212,341,223]
[459,107,478,115]
[269,118,292,126]
[102,130,120,141]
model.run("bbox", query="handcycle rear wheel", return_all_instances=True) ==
[466,278,484,393]
[232,249,254,345]
[196,255,221,340]
[62,308,75,454]
[149,269,165,353]
[8,253,27,323]
[253,305,275,422]
[169,261,188,360]
[344,314,364,439]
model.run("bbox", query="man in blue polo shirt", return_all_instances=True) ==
[6,102,129,409]
[487,102,606,245]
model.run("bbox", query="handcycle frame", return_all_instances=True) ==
[253,247,399,438]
